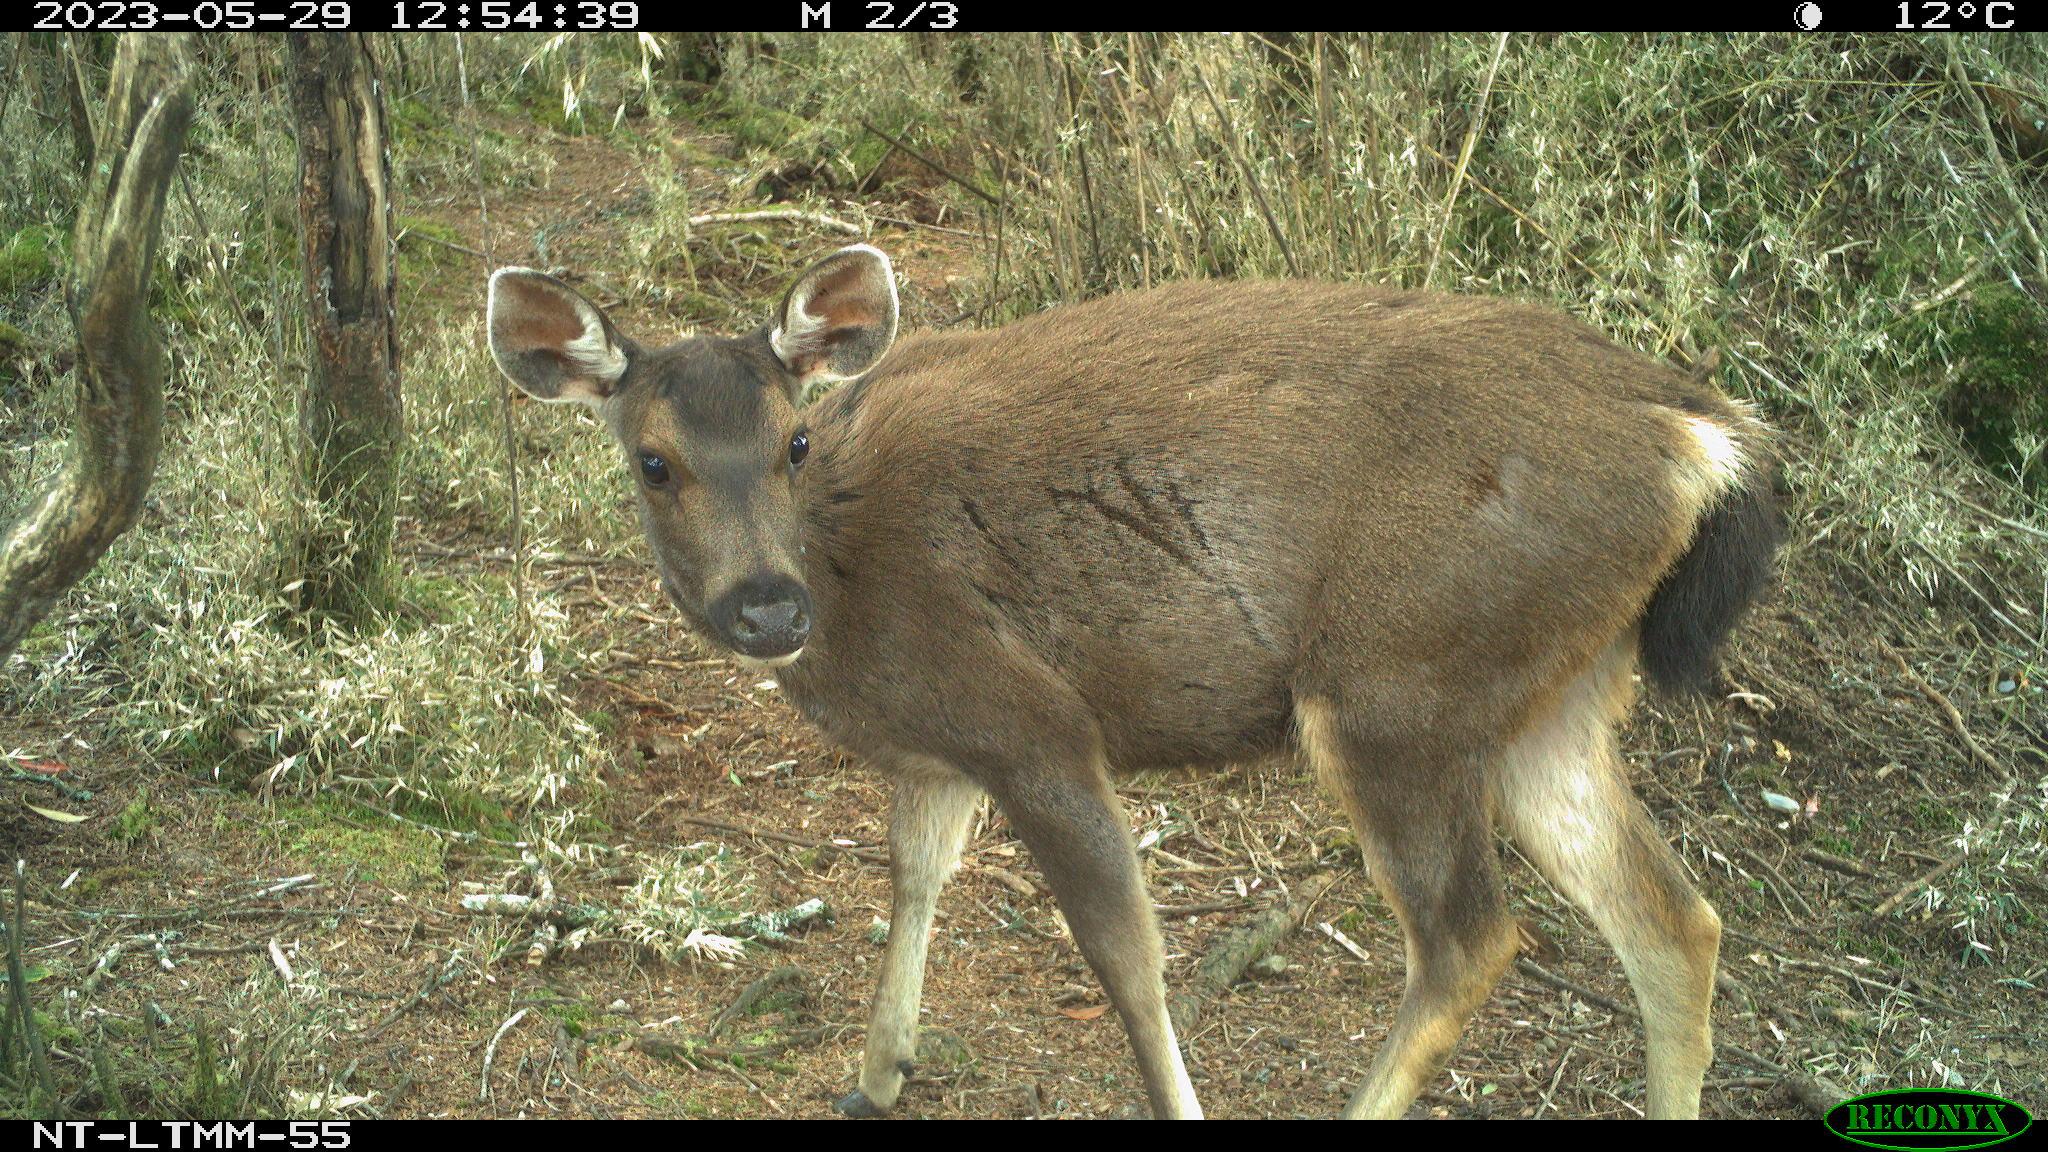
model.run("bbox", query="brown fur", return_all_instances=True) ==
[488,254,1781,1120]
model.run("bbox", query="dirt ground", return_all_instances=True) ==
[3,106,2043,1121]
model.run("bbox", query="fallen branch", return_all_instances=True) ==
[872,214,984,239]
[594,676,693,719]
[1798,846,1878,880]
[858,119,999,206]
[1513,958,1634,1019]
[631,1022,857,1067]
[1155,898,1255,917]
[81,935,150,998]
[396,225,486,261]
[708,966,804,1041]
[1166,870,1338,1035]
[1880,640,2008,776]
[1737,844,1817,921]
[1317,920,1372,963]
[669,813,887,864]
[357,948,466,1040]
[1774,955,1962,1017]
[1719,1042,1851,1118]
[974,864,1043,899]
[1870,852,1964,921]
[689,209,861,236]
[734,898,828,944]
[266,938,294,985]
[480,1006,530,1101]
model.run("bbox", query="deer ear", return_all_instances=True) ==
[770,244,899,387]
[487,267,631,407]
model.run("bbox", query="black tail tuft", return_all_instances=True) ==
[1639,466,1782,695]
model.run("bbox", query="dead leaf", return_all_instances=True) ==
[1058,1004,1110,1021]
[1515,917,1562,963]
[26,804,88,824]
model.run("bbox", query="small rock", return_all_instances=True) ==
[1251,955,1290,978]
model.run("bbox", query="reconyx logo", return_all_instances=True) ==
[1827,1090,2033,1151]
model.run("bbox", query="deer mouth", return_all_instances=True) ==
[736,647,806,671]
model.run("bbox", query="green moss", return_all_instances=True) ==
[690,92,812,155]
[1938,284,2048,488]
[0,227,61,295]
[113,790,156,846]
[846,131,892,180]
[542,1000,596,1037]
[280,801,447,890]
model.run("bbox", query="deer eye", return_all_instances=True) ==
[638,452,671,487]
[787,430,810,467]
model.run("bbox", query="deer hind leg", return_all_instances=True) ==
[1296,698,1520,1120]
[837,763,985,1117]
[1493,640,1720,1119]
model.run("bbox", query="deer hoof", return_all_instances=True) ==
[835,1089,887,1118]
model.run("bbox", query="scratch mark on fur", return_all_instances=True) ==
[1161,479,1212,556]
[961,497,991,535]
[1049,482,1199,569]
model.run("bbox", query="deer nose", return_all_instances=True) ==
[736,597,806,639]
[719,576,812,659]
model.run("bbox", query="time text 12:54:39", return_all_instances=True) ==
[393,1,639,28]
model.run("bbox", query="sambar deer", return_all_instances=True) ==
[486,245,1780,1120]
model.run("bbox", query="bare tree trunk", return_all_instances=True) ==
[60,34,98,172]
[285,32,402,623]
[0,33,193,666]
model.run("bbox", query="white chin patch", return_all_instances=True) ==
[738,648,805,670]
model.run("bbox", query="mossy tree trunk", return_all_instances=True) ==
[0,33,193,666]
[285,32,402,623]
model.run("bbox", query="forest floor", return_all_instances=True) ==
[2,101,2043,1121]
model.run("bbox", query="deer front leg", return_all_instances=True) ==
[836,764,983,1117]
[989,760,1204,1120]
